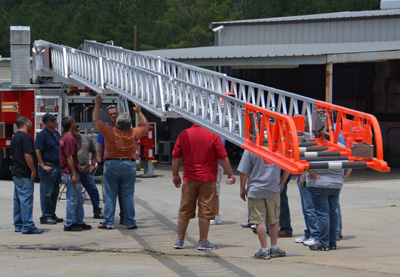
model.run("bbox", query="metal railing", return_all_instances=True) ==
[83,40,317,134]
[32,39,389,173]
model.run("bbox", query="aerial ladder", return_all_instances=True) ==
[32,39,390,174]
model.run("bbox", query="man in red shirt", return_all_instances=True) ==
[172,124,236,250]
[60,116,91,232]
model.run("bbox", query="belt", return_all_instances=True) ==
[45,161,60,165]
[105,158,136,162]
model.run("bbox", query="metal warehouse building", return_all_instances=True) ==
[145,5,400,166]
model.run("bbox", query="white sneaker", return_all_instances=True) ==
[294,236,307,243]
[303,238,318,246]
[210,215,222,225]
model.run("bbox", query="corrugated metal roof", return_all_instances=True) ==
[211,9,400,26]
[143,41,400,63]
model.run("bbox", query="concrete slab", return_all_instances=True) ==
[0,165,399,276]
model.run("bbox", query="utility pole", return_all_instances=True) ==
[134,25,137,51]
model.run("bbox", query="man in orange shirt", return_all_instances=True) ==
[94,95,149,230]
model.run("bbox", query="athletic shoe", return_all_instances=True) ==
[22,227,44,234]
[295,236,307,243]
[240,221,252,228]
[329,244,337,250]
[173,239,184,249]
[127,225,138,229]
[98,223,113,230]
[197,240,218,250]
[254,249,271,259]
[15,228,22,232]
[270,247,286,258]
[336,234,343,241]
[303,238,318,246]
[210,215,222,225]
[309,243,330,251]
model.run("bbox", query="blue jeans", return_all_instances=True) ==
[309,187,341,247]
[297,175,319,239]
[13,177,36,233]
[62,173,84,227]
[38,164,61,220]
[80,171,101,214]
[337,198,342,236]
[103,160,136,228]
[279,174,292,233]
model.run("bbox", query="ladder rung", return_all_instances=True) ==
[308,161,367,170]
[301,156,348,161]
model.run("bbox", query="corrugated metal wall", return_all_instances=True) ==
[221,17,400,46]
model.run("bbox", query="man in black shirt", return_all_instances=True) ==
[11,116,43,234]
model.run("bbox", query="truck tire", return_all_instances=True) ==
[0,149,11,180]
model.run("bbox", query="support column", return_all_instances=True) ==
[326,62,333,103]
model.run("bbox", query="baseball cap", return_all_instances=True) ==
[42,113,57,123]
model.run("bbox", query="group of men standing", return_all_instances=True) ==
[11,95,349,260]
[11,95,149,234]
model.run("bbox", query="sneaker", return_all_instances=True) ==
[22,227,44,234]
[336,234,343,241]
[329,244,337,250]
[309,243,330,251]
[295,236,307,243]
[250,224,256,230]
[210,215,222,225]
[94,211,104,219]
[64,224,83,231]
[270,247,286,258]
[278,230,293,238]
[78,223,92,230]
[241,221,252,228]
[173,239,184,249]
[254,249,271,259]
[98,223,113,230]
[127,225,138,229]
[15,228,22,232]
[197,240,218,250]
[303,238,318,246]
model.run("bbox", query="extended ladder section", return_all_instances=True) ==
[34,95,62,138]
[32,39,389,174]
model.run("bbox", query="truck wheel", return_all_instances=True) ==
[0,149,11,180]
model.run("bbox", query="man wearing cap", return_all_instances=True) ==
[11,116,44,234]
[34,112,63,224]
[94,95,149,230]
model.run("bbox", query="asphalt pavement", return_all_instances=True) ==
[0,164,399,276]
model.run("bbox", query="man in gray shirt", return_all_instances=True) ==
[75,125,103,219]
[238,150,290,259]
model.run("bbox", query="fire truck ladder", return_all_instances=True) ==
[33,39,390,174]
[34,95,62,138]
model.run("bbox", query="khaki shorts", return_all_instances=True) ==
[248,192,280,225]
[179,181,217,220]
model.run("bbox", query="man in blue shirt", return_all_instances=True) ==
[34,113,63,225]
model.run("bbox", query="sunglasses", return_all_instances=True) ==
[107,104,117,110]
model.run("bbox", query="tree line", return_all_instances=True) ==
[0,0,380,57]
